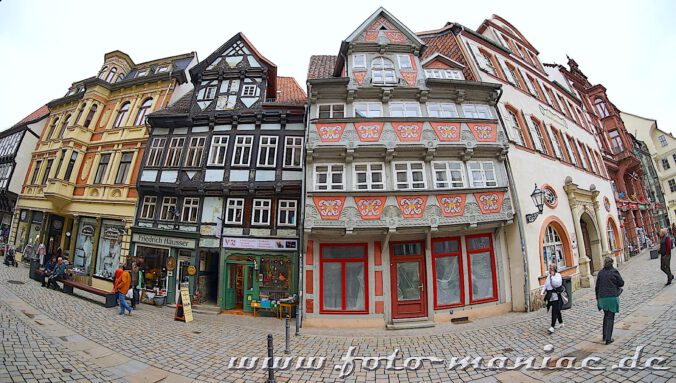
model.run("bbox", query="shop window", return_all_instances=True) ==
[462,104,491,119]
[607,221,618,251]
[207,136,229,166]
[225,198,244,224]
[135,245,169,292]
[252,199,271,226]
[146,137,166,167]
[320,244,368,313]
[277,200,297,226]
[160,197,177,221]
[318,104,345,119]
[232,136,254,167]
[393,161,426,190]
[257,136,278,168]
[181,197,200,223]
[467,161,497,187]
[94,220,125,280]
[73,217,97,273]
[432,237,464,308]
[353,163,384,190]
[164,137,185,167]
[427,102,459,118]
[283,137,303,168]
[465,234,497,303]
[433,161,465,189]
[314,164,344,191]
[543,225,566,271]
[389,102,421,117]
[140,196,156,220]
[260,256,292,300]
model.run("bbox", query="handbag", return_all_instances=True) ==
[125,289,134,299]
[560,290,569,304]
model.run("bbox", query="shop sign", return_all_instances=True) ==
[104,227,122,240]
[392,122,423,142]
[474,192,505,214]
[81,225,95,236]
[222,237,298,251]
[467,122,498,142]
[315,123,346,142]
[133,233,196,249]
[430,122,461,142]
[187,265,196,276]
[436,194,466,217]
[396,196,428,218]
[354,122,384,142]
[313,196,346,220]
[353,196,386,220]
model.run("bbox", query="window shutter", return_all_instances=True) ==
[494,29,509,49]
[523,114,543,151]
[497,103,517,143]
[519,68,537,96]
[497,57,517,85]
[537,78,553,105]
[545,125,563,159]
[469,44,488,71]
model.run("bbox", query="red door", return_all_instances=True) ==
[390,241,427,319]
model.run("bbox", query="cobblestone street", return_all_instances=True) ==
[1,251,674,383]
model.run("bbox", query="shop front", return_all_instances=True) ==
[219,236,298,314]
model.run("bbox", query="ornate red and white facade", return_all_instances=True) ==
[303,8,514,328]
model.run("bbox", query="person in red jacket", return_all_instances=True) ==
[659,228,673,286]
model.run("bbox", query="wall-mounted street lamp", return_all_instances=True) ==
[526,183,545,224]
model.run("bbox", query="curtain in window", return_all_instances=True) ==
[322,263,342,310]
[470,251,494,301]
[345,262,365,310]
[436,256,461,306]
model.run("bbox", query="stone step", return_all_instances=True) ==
[386,319,435,330]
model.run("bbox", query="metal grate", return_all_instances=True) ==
[7,280,24,285]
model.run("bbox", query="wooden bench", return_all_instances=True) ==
[61,280,117,308]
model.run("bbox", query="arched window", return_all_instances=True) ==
[57,114,71,138]
[98,66,108,79]
[607,220,619,251]
[133,98,153,126]
[543,225,566,271]
[594,98,609,118]
[74,105,85,125]
[370,57,396,85]
[105,67,118,83]
[84,104,97,128]
[46,117,58,140]
[117,73,125,83]
[113,102,130,128]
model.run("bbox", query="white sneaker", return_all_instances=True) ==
[555,322,564,329]
[548,327,555,333]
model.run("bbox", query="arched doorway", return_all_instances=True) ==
[580,212,603,274]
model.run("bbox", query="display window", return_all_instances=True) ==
[73,217,97,273]
[465,234,498,304]
[319,243,368,314]
[432,237,464,309]
[135,245,169,291]
[259,256,291,300]
[94,220,125,280]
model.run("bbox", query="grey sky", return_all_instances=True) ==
[1,0,674,134]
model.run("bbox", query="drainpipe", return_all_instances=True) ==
[495,88,532,312]
[296,82,311,332]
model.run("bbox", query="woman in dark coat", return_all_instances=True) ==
[595,256,624,344]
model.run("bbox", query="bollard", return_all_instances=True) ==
[285,316,291,354]
[267,334,276,383]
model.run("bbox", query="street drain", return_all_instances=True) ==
[7,280,24,285]
[502,348,514,353]
[62,368,72,373]
[192,331,202,334]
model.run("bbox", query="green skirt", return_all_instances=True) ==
[597,296,620,313]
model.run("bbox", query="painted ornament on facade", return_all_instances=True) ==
[315,123,346,143]
[467,122,498,142]
[430,122,462,142]
[313,196,346,220]
[473,192,505,214]
[353,196,387,220]
[353,71,367,86]
[436,194,467,217]
[364,31,379,42]
[392,122,423,142]
[384,31,406,44]
[604,196,611,212]
[354,122,384,142]
[396,196,428,218]
[400,71,417,86]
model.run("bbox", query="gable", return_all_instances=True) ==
[206,39,263,71]
[345,7,424,48]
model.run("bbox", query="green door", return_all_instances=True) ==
[224,263,237,310]
[242,264,255,313]
[224,260,257,311]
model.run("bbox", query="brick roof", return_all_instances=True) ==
[308,55,337,80]
[275,76,306,104]
[150,90,194,115]
[419,32,476,82]
[12,105,49,128]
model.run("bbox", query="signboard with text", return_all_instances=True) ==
[222,237,297,251]
[133,233,196,249]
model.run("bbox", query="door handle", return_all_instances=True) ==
[418,285,424,291]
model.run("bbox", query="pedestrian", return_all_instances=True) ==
[113,264,132,316]
[46,257,66,291]
[658,228,673,286]
[130,262,143,309]
[542,263,564,333]
[596,256,624,345]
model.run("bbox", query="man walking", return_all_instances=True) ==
[658,228,673,286]
[113,264,132,315]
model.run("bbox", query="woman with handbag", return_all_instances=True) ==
[542,263,564,333]
[596,256,624,344]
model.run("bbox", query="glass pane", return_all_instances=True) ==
[435,256,461,305]
[323,245,365,259]
[322,263,342,310]
[397,262,420,301]
[433,239,459,254]
[345,262,365,310]
[467,236,491,251]
[470,251,494,300]
[392,242,422,256]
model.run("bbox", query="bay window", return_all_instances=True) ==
[353,163,384,190]
[314,164,344,191]
[393,161,426,190]
[432,161,465,189]
[371,57,396,85]
[354,102,383,118]
[427,102,459,118]
[462,104,491,119]
[389,102,421,117]
[467,161,497,187]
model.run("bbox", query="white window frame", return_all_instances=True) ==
[317,104,345,119]
[659,135,668,147]
[207,136,229,166]
[231,135,254,167]
[314,164,344,191]
[467,161,498,188]
[506,110,524,145]
[257,136,278,168]
[462,104,492,119]
[393,161,427,190]
[164,137,185,167]
[242,84,256,97]
[353,162,385,191]
[225,198,245,224]
[432,161,466,189]
[136,68,149,78]
[184,136,206,168]
[283,136,303,168]
[543,225,567,271]
[389,102,421,117]
[562,135,578,166]
[277,200,297,227]
[353,102,383,118]
[371,57,397,85]
[251,199,272,226]
[181,197,200,223]
[140,196,156,220]
[203,85,217,101]
[427,102,459,118]
[397,55,413,69]
[353,54,366,69]
[159,197,177,221]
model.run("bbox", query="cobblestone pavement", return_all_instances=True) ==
[0,251,673,382]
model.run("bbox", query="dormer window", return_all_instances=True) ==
[595,98,610,118]
[424,69,464,80]
[242,84,257,97]
[203,86,217,100]
[98,66,108,79]
[353,54,366,69]
[136,68,149,78]
[105,67,117,82]
[156,65,169,73]
[371,57,396,85]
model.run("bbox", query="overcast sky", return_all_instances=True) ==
[0,0,674,134]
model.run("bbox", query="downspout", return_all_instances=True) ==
[495,88,532,312]
[296,82,311,332]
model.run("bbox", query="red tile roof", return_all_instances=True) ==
[275,76,306,104]
[308,55,338,80]
[13,105,49,128]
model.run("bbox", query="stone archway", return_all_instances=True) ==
[580,212,603,275]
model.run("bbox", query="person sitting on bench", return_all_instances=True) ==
[41,256,57,287]
[47,257,66,291]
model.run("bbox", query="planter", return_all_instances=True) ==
[153,295,166,307]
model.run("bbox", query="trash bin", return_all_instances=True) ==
[29,259,41,281]
[650,248,659,259]
[561,276,573,310]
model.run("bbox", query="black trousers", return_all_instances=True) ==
[132,288,140,308]
[603,310,615,342]
[661,254,673,281]
[550,300,563,327]
[47,275,62,290]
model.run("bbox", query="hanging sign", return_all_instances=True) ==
[222,237,297,251]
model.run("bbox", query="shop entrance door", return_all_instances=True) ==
[47,215,64,257]
[390,241,428,320]
[581,220,594,274]
[175,258,190,302]
[224,260,255,312]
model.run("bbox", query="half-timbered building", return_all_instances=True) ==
[132,33,306,308]
[304,8,514,328]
